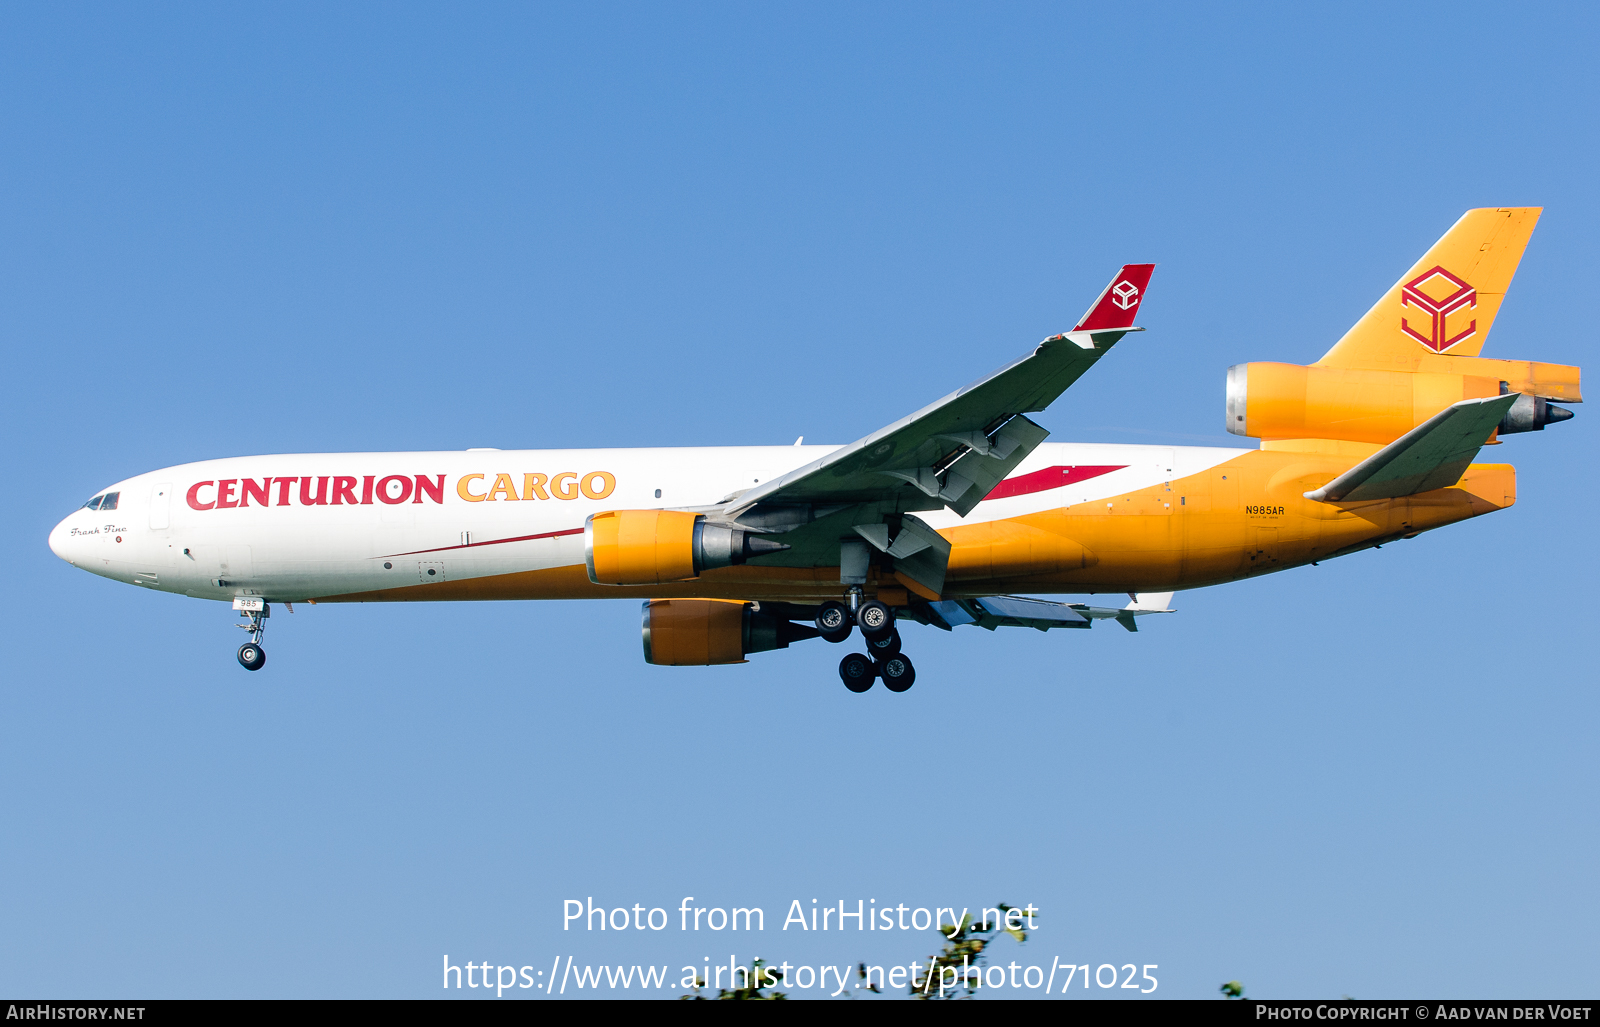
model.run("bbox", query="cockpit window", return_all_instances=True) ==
[100,492,119,511]
[83,495,103,511]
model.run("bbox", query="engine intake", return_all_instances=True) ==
[585,510,790,585]
[641,599,818,665]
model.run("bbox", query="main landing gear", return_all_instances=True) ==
[234,598,269,671]
[818,588,916,693]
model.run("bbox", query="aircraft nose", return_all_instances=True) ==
[48,514,78,564]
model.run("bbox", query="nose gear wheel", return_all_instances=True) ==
[237,642,266,671]
[233,600,271,671]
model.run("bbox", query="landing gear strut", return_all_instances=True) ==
[830,539,914,692]
[234,598,269,671]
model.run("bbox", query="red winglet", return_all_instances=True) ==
[1072,263,1156,332]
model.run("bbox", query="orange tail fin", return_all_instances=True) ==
[1317,207,1540,370]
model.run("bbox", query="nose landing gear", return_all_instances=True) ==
[233,597,269,671]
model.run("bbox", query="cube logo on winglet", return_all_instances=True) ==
[1072,263,1155,332]
[1401,265,1477,353]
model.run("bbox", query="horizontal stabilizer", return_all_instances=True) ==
[1305,394,1518,503]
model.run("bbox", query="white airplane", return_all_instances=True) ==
[49,209,1577,691]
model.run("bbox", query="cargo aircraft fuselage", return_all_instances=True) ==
[49,209,1580,689]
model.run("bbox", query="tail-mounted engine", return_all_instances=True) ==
[1496,390,1575,434]
[641,599,818,666]
[1225,360,1579,444]
[585,510,790,586]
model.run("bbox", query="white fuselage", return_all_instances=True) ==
[48,442,1244,603]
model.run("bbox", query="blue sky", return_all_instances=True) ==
[2,1,1596,999]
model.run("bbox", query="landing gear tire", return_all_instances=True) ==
[856,600,894,642]
[237,642,266,671]
[816,601,853,643]
[878,652,915,692]
[839,652,875,692]
[866,627,901,658]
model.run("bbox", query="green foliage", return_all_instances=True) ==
[1221,980,1245,999]
[910,903,1031,1000]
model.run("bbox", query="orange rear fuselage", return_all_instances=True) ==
[308,446,1512,605]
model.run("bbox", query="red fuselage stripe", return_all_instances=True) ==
[984,464,1126,501]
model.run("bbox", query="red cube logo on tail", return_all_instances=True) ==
[1401,266,1477,353]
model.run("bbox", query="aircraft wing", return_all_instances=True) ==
[1304,394,1518,503]
[722,264,1154,524]
[716,265,1153,602]
[927,592,1176,633]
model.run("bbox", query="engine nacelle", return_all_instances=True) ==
[585,510,790,585]
[1497,392,1575,434]
[1225,360,1580,444]
[641,599,818,666]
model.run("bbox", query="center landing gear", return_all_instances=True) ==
[234,598,269,671]
[816,601,853,643]
[878,653,915,692]
[828,600,915,693]
[839,652,875,692]
[823,550,916,691]
[856,600,893,642]
[816,591,896,645]
[835,647,917,693]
